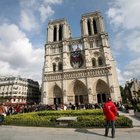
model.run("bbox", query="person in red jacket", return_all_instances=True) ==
[0,103,6,115]
[0,103,6,124]
[103,98,118,138]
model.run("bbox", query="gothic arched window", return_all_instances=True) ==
[87,19,92,35]
[53,63,56,72]
[59,25,63,41]
[53,26,57,42]
[93,19,98,34]
[96,40,99,47]
[58,46,62,53]
[92,58,96,67]
[58,62,63,71]
[90,41,93,48]
[98,57,103,66]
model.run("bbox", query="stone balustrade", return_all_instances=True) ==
[44,66,111,81]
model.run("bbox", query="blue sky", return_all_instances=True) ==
[0,0,140,85]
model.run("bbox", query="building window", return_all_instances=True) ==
[96,40,100,47]
[90,41,93,48]
[92,58,96,67]
[59,46,62,53]
[69,45,72,51]
[53,47,56,54]
[98,57,103,66]
[53,63,56,72]
[58,62,63,71]
[53,26,57,42]
[93,19,98,34]
[87,19,92,35]
[59,25,63,41]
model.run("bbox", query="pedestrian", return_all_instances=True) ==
[63,104,67,110]
[0,103,6,115]
[0,103,6,124]
[103,98,118,138]
[54,103,58,110]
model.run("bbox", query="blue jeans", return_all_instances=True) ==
[105,120,115,137]
[0,115,4,125]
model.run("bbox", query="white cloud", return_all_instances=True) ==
[111,31,124,50]
[43,0,63,5]
[111,30,140,53]
[107,0,140,53]
[0,0,64,83]
[116,68,126,85]
[124,58,140,71]
[114,56,140,85]
[107,0,140,30]
[20,10,38,31]
[116,59,140,85]
[19,0,63,31]
[39,0,63,22]
[39,5,54,22]
[0,23,44,83]
[123,58,140,80]
[0,23,25,45]
[107,7,124,28]
[0,61,18,76]
[107,0,140,84]
[125,31,140,52]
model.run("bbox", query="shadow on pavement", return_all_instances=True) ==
[75,128,104,137]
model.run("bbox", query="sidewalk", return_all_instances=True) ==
[0,111,140,140]
[0,125,140,140]
[119,111,140,127]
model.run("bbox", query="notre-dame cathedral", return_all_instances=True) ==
[42,11,121,105]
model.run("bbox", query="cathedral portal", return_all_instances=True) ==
[96,79,110,103]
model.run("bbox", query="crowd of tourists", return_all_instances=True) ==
[0,103,55,115]
[0,102,102,116]
[0,102,119,116]
[0,97,139,116]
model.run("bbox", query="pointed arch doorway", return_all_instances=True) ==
[74,80,88,104]
[96,80,110,103]
[53,85,63,104]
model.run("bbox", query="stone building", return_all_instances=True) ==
[42,11,121,105]
[124,78,140,101]
[0,76,40,104]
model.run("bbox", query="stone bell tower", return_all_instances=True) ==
[80,11,121,103]
[42,11,121,105]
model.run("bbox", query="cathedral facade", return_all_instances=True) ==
[42,11,121,105]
